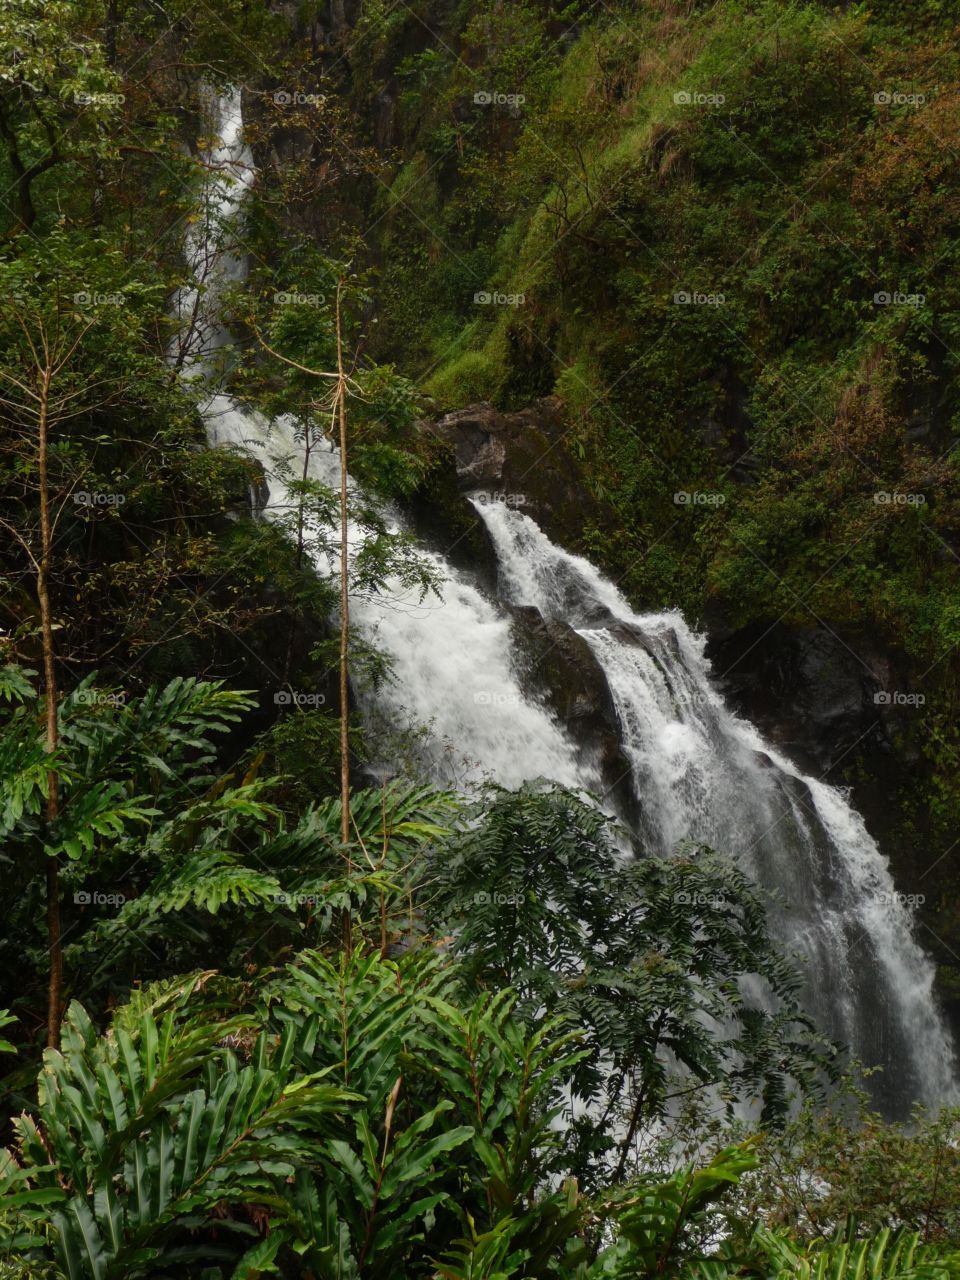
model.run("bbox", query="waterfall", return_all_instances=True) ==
[473,498,958,1112]
[179,88,957,1115]
[211,419,589,792]
[173,90,588,794]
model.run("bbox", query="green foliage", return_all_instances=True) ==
[738,1100,960,1244]
[0,674,855,1279]
[589,1143,759,1278]
[0,949,589,1279]
[269,949,479,1277]
[0,6,956,1279]
[749,1227,960,1280]
[0,659,460,1028]
[351,0,960,970]
[435,1215,532,1280]
[0,680,947,1280]
[0,989,357,1278]
[425,783,838,1185]
[0,1013,16,1057]
[0,670,37,707]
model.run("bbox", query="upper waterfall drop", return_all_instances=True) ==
[171,89,255,382]
[175,88,592,795]
[180,88,958,1116]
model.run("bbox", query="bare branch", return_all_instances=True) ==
[0,514,39,571]
[251,320,361,390]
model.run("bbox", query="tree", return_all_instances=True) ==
[0,236,169,1046]
[0,983,358,1278]
[0,947,589,1279]
[0,0,122,231]
[0,667,457,1038]
[736,1097,960,1245]
[253,281,364,954]
[249,269,438,951]
[423,782,839,1187]
[0,673,247,1043]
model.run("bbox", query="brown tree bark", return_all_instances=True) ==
[335,284,353,957]
[36,361,63,1048]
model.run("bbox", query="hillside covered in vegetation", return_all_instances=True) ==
[340,0,960,982]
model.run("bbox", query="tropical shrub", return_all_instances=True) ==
[426,783,838,1186]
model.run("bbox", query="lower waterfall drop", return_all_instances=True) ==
[472,497,958,1113]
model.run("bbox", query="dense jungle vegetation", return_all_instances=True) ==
[2,0,960,1276]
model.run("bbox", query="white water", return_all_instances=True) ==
[175,91,585,793]
[474,499,958,1111]
[179,88,957,1114]
[213,415,586,791]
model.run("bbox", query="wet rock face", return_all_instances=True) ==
[422,398,599,542]
[705,620,903,777]
[509,606,640,834]
[418,398,936,873]
[706,616,885,773]
[438,404,508,487]
[703,620,960,1017]
[703,617,938,897]
[373,87,397,152]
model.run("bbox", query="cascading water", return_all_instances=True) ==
[473,499,958,1112]
[174,90,587,794]
[180,88,957,1115]
[210,418,588,792]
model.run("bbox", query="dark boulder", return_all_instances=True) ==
[705,620,910,777]
[420,398,601,545]
[509,605,640,835]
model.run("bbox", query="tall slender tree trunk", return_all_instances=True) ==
[614,1019,664,1183]
[252,292,355,952]
[36,365,62,1048]
[335,285,352,956]
[330,0,348,36]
